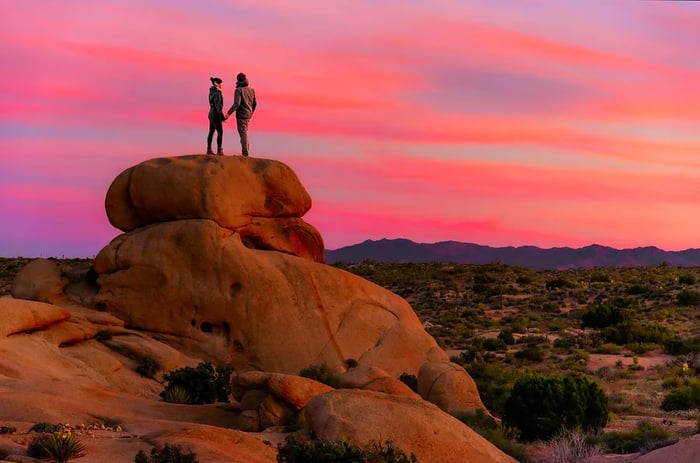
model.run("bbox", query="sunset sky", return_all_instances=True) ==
[3,0,700,257]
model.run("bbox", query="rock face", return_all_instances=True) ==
[304,389,517,463]
[92,155,489,416]
[105,155,324,262]
[93,219,445,378]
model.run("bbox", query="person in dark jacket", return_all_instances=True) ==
[226,72,257,157]
[207,77,227,155]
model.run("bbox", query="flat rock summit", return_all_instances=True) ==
[1,155,517,462]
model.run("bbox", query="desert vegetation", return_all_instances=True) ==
[5,258,700,458]
[335,261,700,455]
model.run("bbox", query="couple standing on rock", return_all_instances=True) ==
[207,73,257,157]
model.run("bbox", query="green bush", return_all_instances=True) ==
[503,375,608,441]
[595,420,676,454]
[679,273,697,285]
[299,364,341,388]
[136,356,160,378]
[29,422,61,433]
[581,303,629,329]
[457,410,526,462]
[677,290,700,306]
[665,336,700,355]
[135,443,198,463]
[661,379,700,411]
[160,362,232,404]
[498,329,515,345]
[276,434,417,463]
[463,362,517,417]
[513,346,544,362]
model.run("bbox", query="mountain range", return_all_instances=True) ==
[325,238,700,269]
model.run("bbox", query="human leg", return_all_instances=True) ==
[207,119,216,154]
[215,119,224,155]
[237,117,250,156]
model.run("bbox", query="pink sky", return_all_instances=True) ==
[3,0,700,257]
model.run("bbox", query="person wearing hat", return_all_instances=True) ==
[207,77,227,155]
[226,72,257,157]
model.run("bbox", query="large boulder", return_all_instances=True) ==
[93,220,446,379]
[104,155,323,262]
[11,258,64,303]
[303,389,517,463]
[418,360,487,415]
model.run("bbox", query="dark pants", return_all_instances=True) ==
[207,116,223,150]
[237,117,250,156]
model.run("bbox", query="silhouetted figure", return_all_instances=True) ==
[226,73,257,157]
[207,77,227,155]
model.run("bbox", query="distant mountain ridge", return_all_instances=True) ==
[325,239,700,269]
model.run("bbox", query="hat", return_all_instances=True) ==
[236,73,246,82]
[210,77,222,84]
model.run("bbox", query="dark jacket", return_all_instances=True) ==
[227,79,257,119]
[208,86,224,121]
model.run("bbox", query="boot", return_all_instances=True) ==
[217,148,224,156]
[206,147,214,155]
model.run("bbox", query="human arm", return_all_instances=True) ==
[226,88,241,117]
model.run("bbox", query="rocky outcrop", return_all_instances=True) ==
[105,155,323,262]
[337,365,420,399]
[93,219,449,380]
[303,389,517,463]
[0,298,70,337]
[92,155,490,417]
[11,258,64,303]
[230,371,333,431]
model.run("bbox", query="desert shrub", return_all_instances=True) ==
[276,434,417,463]
[590,272,612,283]
[28,425,86,463]
[136,355,160,378]
[545,278,575,290]
[677,290,700,306]
[539,301,560,313]
[596,420,676,454]
[664,336,700,355]
[398,373,418,392]
[679,273,697,285]
[594,343,622,354]
[94,329,113,342]
[160,362,232,404]
[463,362,517,417]
[0,448,7,460]
[0,426,16,434]
[483,337,507,351]
[162,385,191,404]
[535,430,603,463]
[503,375,608,441]
[497,329,515,345]
[135,443,198,463]
[299,364,341,388]
[626,284,650,295]
[581,303,629,329]
[662,375,684,390]
[457,410,526,462]
[661,379,700,411]
[29,422,61,433]
[514,346,544,362]
[602,322,671,345]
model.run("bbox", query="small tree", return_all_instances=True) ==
[503,374,608,441]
